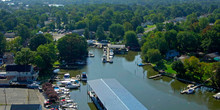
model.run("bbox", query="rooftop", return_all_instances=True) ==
[108,44,126,49]
[88,79,148,110]
[6,65,32,72]
[10,104,42,110]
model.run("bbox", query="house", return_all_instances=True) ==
[10,104,42,110]
[3,52,15,65]
[6,65,39,82]
[141,21,153,27]
[4,32,15,38]
[166,50,180,59]
[177,55,190,63]
[204,52,220,62]
[72,29,85,36]
[108,44,127,54]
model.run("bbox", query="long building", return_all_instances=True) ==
[88,79,148,110]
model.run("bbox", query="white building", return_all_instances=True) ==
[5,65,39,82]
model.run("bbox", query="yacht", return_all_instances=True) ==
[64,73,70,80]
[65,80,80,89]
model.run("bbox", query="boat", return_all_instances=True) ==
[102,57,107,63]
[61,103,77,109]
[181,88,195,94]
[64,73,70,80]
[213,92,220,99]
[109,57,113,63]
[109,51,114,56]
[66,82,79,89]
[137,63,146,66]
[81,72,87,81]
[27,83,39,89]
[88,52,95,57]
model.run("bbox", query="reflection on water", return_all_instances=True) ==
[64,48,220,110]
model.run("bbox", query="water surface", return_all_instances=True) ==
[69,48,220,110]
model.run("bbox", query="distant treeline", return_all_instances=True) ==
[5,0,220,6]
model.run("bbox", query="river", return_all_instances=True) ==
[66,48,220,110]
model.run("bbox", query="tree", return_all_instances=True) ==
[109,24,124,41]
[177,31,200,52]
[0,33,6,56]
[201,29,220,52]
[123,22,133,32]
[6,36,22,53]
[29,34,52,51]
[136,26,144,33]
[16,24,31,43]
[96,25,105,41]
[184,56,200,80]
[84,28,89,39]
[145,49,162,63]
[15,48,35,65]
[156,23,163,31]
[35,43,57,72]
[57,34,88,63]
[124,31,139,48]
[199,17,209,29]
[164,30,177,49]
[172,60,185,76]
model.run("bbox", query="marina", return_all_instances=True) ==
[68,48,220,110]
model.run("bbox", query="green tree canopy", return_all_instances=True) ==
[0,33,6,56]
[15,48,35,65]
[172,60,185,76]
[145,49,162,63]
[16,24,31,43]
[124,31,139,48]
[123,22,133,32]
[109,24,124,41]
[57,34,88,63]
[96,25,105,41]
[177,31,200,52]
[29,34,53,51]
[136,26,144,33]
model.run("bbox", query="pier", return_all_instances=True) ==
[181,84,201,94]
[149,74,162,79]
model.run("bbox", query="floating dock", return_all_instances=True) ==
[213,92,220,99]
[181,84,201,94]
[149,74,162,79]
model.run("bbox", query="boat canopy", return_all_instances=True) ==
[88,79,148,110]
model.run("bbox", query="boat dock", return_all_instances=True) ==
[149,74,162,79]
[181,84,201,94]
[88,79,148,110]
[106,47,110,62]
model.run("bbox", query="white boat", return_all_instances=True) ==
[66,82,79,89]
[61,103,77,109]
[64,73,70,80]
[109,57,113,63]
[66,99,74,103]
[81,72,87,81]
[109,51,114,56]
[181,88,195,94]
[88,52,95,57]
[213,93,220,99]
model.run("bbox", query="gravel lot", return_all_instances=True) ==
[0,87,46,110]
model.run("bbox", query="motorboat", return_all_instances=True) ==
[81,72,87,81]
[61,103,77,109]
[27,83,39,89]
[64,73,70,80]
[109,57,113,63]
[109,51,114,56]
[88,52,95,57]
[66,82,79,89]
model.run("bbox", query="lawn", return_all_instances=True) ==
[144,25,156,31]
[163,60,177,74]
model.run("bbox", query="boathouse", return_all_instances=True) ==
[88,79,148,110]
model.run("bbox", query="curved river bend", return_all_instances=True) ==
[66,48,220,110]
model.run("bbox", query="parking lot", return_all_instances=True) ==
[0,88,45,110]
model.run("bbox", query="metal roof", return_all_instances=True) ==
[88,79,148,110]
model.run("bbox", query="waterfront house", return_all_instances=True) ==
[6,65,39,82]
[166,50,180,59]
[72,29,85,36]
[204,52,220,62]
[4,32,15,38]
[10,104,42,110]
[108,44,127,54]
